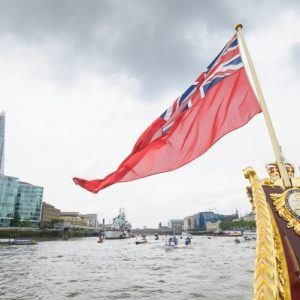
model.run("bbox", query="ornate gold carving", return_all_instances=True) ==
[243,167,291,300]
[271,188,300,236]
[265,162,295,183]
[266,163,281,181]
[270,209,291,300]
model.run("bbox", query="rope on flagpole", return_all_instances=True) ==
[235,23,291,187]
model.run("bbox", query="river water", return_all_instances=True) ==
[0,236,255,300]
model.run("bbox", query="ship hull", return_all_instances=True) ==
[105,230,130,239]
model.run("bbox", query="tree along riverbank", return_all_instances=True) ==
[220,220,256,231]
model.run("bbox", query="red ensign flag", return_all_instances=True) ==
[73,34,261,193]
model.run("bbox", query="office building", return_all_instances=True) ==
[168,219,183,234]
[14,182,44,227]
[182,211,239,232]
[183,215,197,231]
[206,220,222,233]
[0,174,19,227]
[40,202,61,227]
[60,212,89,227]
[197,212,217,231]
[81,213,98,227]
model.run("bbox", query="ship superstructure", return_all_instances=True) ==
[105,209,132,239]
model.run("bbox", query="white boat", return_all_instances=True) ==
[164,236,179,251]
[181,232,193,239]
[105,230,123,239]
[223,230,243,237]
[135,237,147,245]
[104,209,132,239]
[243,230,257,240]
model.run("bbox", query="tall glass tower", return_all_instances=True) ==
[0,111,5,174]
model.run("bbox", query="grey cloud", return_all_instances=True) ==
[0,0,296,100]
[0,0,233,99]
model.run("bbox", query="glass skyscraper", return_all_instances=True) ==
[0,174,19,227]
[0,111,5,174]
[0,112,44,227]
[15,182,44,227]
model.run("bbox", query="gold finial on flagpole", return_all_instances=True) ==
[235,23,243,31]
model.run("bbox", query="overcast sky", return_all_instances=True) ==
[1,0,300,227]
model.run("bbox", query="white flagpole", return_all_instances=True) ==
[235,23,291,187]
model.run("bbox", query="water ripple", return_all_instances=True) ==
[0,236,255,299]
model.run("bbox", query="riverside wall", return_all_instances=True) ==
[0,227,100,240]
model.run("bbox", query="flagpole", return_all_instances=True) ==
[235,23,291,187]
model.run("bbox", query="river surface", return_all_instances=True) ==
[0,236,255,300]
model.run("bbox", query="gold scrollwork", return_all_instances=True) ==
[243,167,290,299]
[271,189,300,236]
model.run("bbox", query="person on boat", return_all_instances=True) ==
[185,236,191,245]
[168,235,178,246]
[98,233,104,243]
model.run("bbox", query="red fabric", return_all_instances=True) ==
[73,67,261,193]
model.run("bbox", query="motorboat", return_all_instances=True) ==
[135,237,147,245]
[97,235,104,243]
[185,236,191,245]
[0,238,37,245]
[164,235,178,250]
[224,230,243,237]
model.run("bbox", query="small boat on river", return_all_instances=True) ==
[97,235,104,243]
[135,237,147,245]
[224,230,243,237]
[185,236,192,245]
[164,235,178,250]
[0,238,37,245]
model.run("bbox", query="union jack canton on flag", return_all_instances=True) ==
[161,35,242,134]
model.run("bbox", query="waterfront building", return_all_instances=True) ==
[40,202,61,227]
[0,174,19,227]
[0,111,5,174]
[14,182,44,227]
[81,213,98,227]
[168,219,183,234]
[183,211,239,232]
[157,222,169,232]
[183,215,197,231]
[197,211,239,231]
[239,212,255,221]
[206,220,222,233]
[197,212,217,231]
[60,212,89,227]
[221,209,239,221]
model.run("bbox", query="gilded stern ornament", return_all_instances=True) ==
[243,164,300,299]
[243,167,290,299]
[271,189,300,236]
